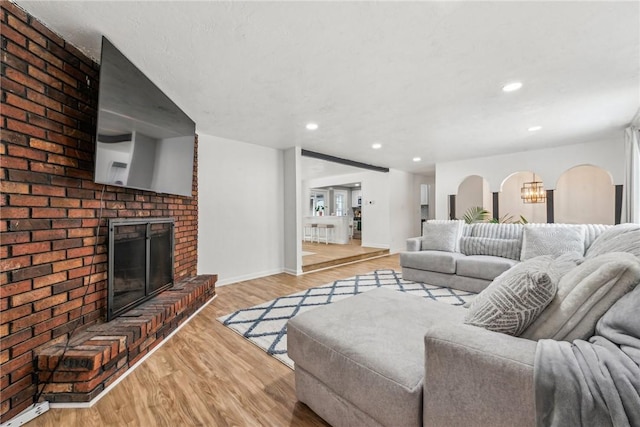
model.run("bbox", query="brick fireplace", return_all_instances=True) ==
[0,2,215,421]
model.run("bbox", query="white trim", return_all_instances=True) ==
[299,253,391,275]
[49,294,218,409]
[360,243,390,250]
[282,268,300,276]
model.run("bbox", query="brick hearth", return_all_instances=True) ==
[36,275,216,403]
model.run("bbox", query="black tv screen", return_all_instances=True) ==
[94,37,195,197]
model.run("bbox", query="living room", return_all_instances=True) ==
[1,1,639,426]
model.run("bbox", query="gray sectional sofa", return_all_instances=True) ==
[287,222,640,427]
[401,221,611,293]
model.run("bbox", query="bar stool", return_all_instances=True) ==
[303,223,317,242]
[316,224,334,244]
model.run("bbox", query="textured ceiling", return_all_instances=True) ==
[14,1,640,175]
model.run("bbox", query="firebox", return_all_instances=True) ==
[107,218,174,320]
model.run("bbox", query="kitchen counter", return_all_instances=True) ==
[304,216,351,244]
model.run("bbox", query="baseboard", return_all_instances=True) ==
[360,242,390,250]
[48,294,218,409]
[215,269,286,286]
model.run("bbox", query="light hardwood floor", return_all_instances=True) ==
[30,254,401,426]
[302,239,389,272]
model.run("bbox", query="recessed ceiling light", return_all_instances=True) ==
[371,143,382,149]
[306,123,318,130]
[502,82,523,92]
[413,157,421,162]
[528,126,542,132]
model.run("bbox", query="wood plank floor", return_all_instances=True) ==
[30,254,401,427]
[302,239,389,272]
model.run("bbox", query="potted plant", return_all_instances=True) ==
[315,205,325,216]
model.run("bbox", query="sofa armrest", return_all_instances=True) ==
[406,237,422,251]
[423,323,537,427]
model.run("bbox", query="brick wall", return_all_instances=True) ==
[0,1,199,421]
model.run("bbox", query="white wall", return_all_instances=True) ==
[555,165,615,224]
[304,168,419,252]
[197,133,285,285]
[435,138,625,219]
[283,147,301,274]
[389,169,417,253]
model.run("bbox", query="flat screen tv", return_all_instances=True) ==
[94,37,195,197]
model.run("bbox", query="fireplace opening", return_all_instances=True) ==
[108,218,174,320]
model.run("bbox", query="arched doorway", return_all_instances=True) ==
[555,165,615,224]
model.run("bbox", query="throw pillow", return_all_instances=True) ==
[521,252,640,341]
[460,237,522,261]
[585,223,640,259]
[464,255,558,336]
[421,220,464,252]
[520,224,586,261]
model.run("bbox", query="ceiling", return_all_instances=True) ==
[15,1,640,176]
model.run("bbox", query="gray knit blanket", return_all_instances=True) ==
[534,285,640,427]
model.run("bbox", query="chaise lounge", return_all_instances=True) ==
[287,222,640,426]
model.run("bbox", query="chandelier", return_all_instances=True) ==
[521,174,546,204]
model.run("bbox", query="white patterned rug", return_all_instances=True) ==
[217,269,475,368]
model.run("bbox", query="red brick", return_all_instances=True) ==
[27,65,63,90]
[26,89,62,112]
[9,194,49,207]
[0,181,29,194]
[10,359,34,383]
[51,258,83,273]
[0,280,31,298]
[46,109,77,127]
[1,21,27,46]
[31,184,65,197]
[27,41,63,68]
[0,304,32,324]
[10,309,51,332]
[32,293,68,311]
[1,77,27,98]
[33,272,67,289]
[52,298,83,316]
[67,266,92,280]
[31,207,67,218]
[52,219,82,229]
[0,327,32,349]
[51,238,82,251]
[0,375,32,405]
[4,65,45,92]
[6,14,47,47]
[29,139,64,155]
[4,92,46,116]
[30,162,66,176]
[11,331,51,357]
[0,104,27,121]
[6,118,47,138]
[0,155,28,170]
[0,231,30,244]
[8,218,50,231]
[11,241,51,256]
[32,229,67,241]
[33,313,68,336]
[0,256,31,272]
[0,207,29,219]
[28,114,64,133]
[8,144,48,161]
[67,228,94,238]
[32,250,65,265]
[10,286,51,307]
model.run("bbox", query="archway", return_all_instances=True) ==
[499,171,546,223]
[456,175,491,220]
[555,165,615,224]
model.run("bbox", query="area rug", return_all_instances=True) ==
[218,269,475,368]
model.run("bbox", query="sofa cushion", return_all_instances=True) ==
[421,220,464,252]
[400,250,465,274]
[471,222,524,240]
[460,237,522,261]
[287,288,465,427]
[585,223,640,259]
[520,224,586,261]
[521,252,640,341]
[464,256,561,336]
[456,255,519,281]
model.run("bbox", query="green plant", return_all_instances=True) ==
[460,206,490,224]
[489,213,529,224]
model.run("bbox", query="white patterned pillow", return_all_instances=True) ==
[520,224,586,261]
[460,237,521,260]
[421,220,464,252]
[464,256,558,336]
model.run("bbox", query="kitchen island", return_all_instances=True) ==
[303,215,351,244]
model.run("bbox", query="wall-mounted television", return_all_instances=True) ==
[94,37,195,197]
